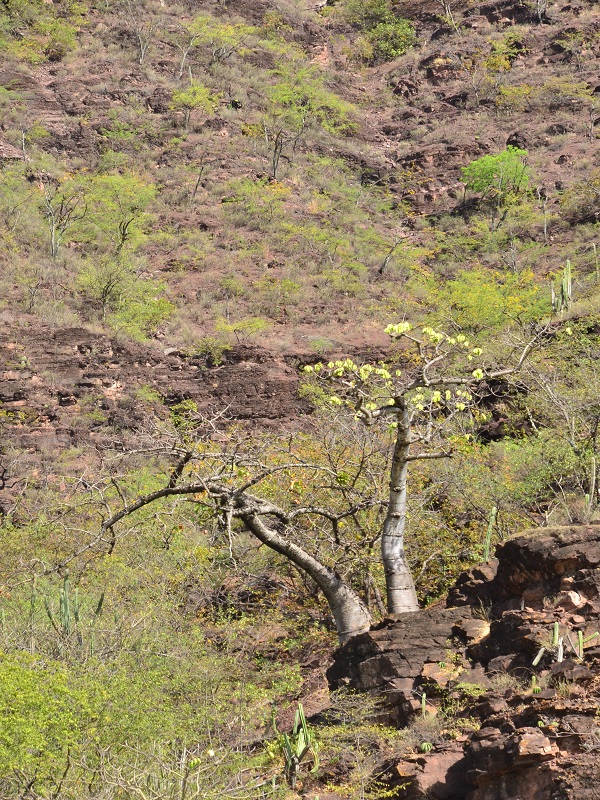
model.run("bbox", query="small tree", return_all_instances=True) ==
[304,323,538,614]
[39,177,87,259]
[172,13,256,76]
[120,0,164,65]
[256,65,355,178]
[83,172,156,254]
[461,146,530,230]
[170,83,220,131]
[99,324,539,643]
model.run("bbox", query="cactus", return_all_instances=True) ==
[531,675,541,694]
[551,260,572,316]
[59,571,71,636]
[28,575,37,654]
[585,456,596,517]
[552,622,560,647]
[419,742,433,753]
[281,703,319,788]
[44,572,104,654]
[574,630,598,659]
[532,646,545,667]
[421,691,427,718]
[483,506,498,563]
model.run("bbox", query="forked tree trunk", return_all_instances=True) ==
[241,512,372,644]
[381,400,419,615]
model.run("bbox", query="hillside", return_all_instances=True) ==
[1,0,600,797]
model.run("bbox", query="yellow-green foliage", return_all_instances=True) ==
[170,83,220,128]
[435,268,546,330]
[338,0,416,63]
[0,0,82,62]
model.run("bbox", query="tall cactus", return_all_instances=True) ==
[483,506,498,563]
[44,571,104,655]
[59,571,71,636]
[551,260,572,316]
[585,455,596,517]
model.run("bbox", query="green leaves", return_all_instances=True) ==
[461,146,529,200]
[303,324,489,425]
[274,703,319,788]
[170,83,220,129]
[339,0,415,63]
[182,13,256,64]
[267,65,356,136]
[0,651,101,786]
[0,0,80,63]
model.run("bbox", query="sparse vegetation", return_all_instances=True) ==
[1,0,600,796]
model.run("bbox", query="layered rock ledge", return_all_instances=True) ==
[327,526,600,800]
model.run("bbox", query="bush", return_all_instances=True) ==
[364,19,416,61]
[560,171,600,223]
[461,147,529,199]
[340,0,415,63]
[341,0,392,29]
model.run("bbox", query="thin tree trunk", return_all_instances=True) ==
[241,512,371,644]
[381,400,419,615]
[101,480,372,644]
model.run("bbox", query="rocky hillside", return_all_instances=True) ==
[1,0,598,452]
[1,0,600,798]
[327,525,600,799]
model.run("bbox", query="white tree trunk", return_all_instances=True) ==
[381,400,419,615]
[241,512,372,644]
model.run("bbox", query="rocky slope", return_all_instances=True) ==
[327,525,600,799]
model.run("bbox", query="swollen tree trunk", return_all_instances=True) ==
[381,399,419,615]
[241,512,372,644]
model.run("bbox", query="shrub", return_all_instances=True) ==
[364,19,416,61]
[341,0,392,29]
[170,83,220,130]
[461,147,530,229]
[340,0,415,63]
[561,171,600,223]
[461,147,529,199]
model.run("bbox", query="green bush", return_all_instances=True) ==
[461,146,529,199]
[341,0,392,29]
[0,0,80,63]
[0,651,101,792]
[340,0,415,62]
[170,83,220,130]
[364,19,416,61]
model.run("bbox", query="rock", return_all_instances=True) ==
[328,525,600,798]
[549,659,593,683]
[554,590,586,611]
[327,607,480,726]
[465,727,559,799]
[0,138,24,160]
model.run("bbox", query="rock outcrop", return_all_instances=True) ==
[327,526,600,799]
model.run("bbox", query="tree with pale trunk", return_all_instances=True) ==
[99,324,539,644]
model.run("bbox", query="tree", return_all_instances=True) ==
[255,65,355,178]
[170,83,220,131]
[172,14,256,77]
[39,177,87,259]
[305,324,539,615]
[99,323,540,644]
[82,172,156,255]
[120,0,164,65]
[461,146,530,230]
